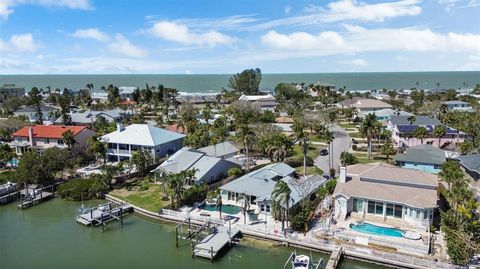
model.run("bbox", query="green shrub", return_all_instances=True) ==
[325,179,337,193]
[289,208,309,232]
[228,167,243,177]
[340,151,358,165]
[0,171,16,184]
[181,184,208,206]
[284,156,313,167]
[57,177,108,201]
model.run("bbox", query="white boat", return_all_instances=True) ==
[293,255,310,269]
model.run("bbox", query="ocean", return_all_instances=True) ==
[0,72,479,94]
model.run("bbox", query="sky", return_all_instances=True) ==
[0,0,479,74]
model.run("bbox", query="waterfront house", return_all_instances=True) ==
[388,115,466,149]
[152,147,239,185]
[54,109,128,126]
[333,163,438,229]
[0,84,25,102]
[442,100,474,112]
[13,105,58,123]
[197,141,240,160]
[219,162,326,215]
[394,144,446,174]
[238,94,277,112]
[337,98,392,117]
[11,125,95,155]
[101,123,185,162]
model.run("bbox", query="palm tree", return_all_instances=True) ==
[62,130,77,160]
[272,181,292,233]
[242,129,255,172]
[324,130,335,171]
[433,125,447,147]
[381,141,396,163]
[439,160,468,209]
[407,115,416,125]
[216,192,222,219]
[359,113,381,159]
[238,193,250,224]
[293,116,309,175]
[167,173,184,209]
[413,126,429,144]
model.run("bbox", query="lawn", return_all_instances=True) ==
[295,166,324,176]
[110,183,170,212]
[352,152,393,164]
[292,144,323,159]
[339,123,358,129]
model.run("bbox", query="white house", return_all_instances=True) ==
[101,123,185,162]
[238,94,277,112]
[333,163,439,229]
[152,147,239,185]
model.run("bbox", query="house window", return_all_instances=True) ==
[386,204,394,216]
[58,139,64,145]
[367,201,375,214]
[15,137,22,142]
[260,204,271,213]
[434,165,440,169]
[394,205,403,218]
[375,202,384,215]
[416,209,422,220]
[44,138,49,144]
[353,198,363,213]
[250,195,257,205]
[423,210,428,220]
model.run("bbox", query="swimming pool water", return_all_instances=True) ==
[349,222,404,237]
[202,204,242,215]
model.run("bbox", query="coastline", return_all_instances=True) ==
[105,194,459,269]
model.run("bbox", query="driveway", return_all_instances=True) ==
[314,124,351,176]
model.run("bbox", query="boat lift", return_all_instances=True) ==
[284,251,324,269]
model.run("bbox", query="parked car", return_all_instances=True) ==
[320,149,329,156]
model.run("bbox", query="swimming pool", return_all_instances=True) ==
[349,222,404,237]
[202,204,242,215]
[7,159,19,167]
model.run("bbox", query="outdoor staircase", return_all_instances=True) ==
[350,212,417,230]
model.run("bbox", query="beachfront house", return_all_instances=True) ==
[238,94,277,112]
[219,162,326,217]
[442,100,474,112]
[388,115,466,149]
[0,84,25,102]
[394,144,446,174]
[336,97,392,117]
[11,125,95,155]
[151,147,239,185]
[101,123,185,162]
[333,164,439,229]
[13,105,58,123]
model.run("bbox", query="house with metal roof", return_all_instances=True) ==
[442,100,474,112]
[360,108,413,121]
[151,147,239,185]
[336,97,392,116]
[238,94,277,112]
[333,163,439,229]
[387,115,466,149]
[11,125,95,155]
[55,109,128,125]
[394,144,446,174]
[101,123,185,162]
[197,141,240,160]
[13,105,58,122]
[456,154,480,200]
[219,162,326,216]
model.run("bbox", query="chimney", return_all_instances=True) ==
[116,121,124,132]
[28,127,35,146]
[339,166,347,183]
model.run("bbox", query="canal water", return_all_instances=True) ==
[0,199,389,269]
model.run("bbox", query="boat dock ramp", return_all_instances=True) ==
[76,203,133,229]
[17,188,54,209]
[325,246,343,269]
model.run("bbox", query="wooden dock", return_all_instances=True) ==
[0,182,19,205]
[76,203,133,227]
[17,190,54,209]
[325,246,343,269]
[193,226,241,260]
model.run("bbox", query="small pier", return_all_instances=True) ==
[193,226,241,260]
[0,182,19,205]
[325,246,343,269]
[76,203,133,229]
[17,189,54,209]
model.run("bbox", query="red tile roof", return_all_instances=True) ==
[165,123,185,134]
[12,125,88,139]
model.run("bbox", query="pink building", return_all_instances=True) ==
[388,115,466,149]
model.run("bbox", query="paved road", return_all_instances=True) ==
[314,124,351,176]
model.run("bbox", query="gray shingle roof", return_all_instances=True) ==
[457,154,480,173]
[394,144,446,165]
[15,105,56,113]
[389,115,441,126]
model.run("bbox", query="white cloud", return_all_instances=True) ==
[108,34,148,58]
[438,0,480,11]
[149,21,235,47]
[342,59,368,66]
[252,0,422,30]
[0,0,92,20]
[72,28,110,42]
[284,5,292,14]
[147,15,257,31]
[0,33,37,53]
[261,27,480,56]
